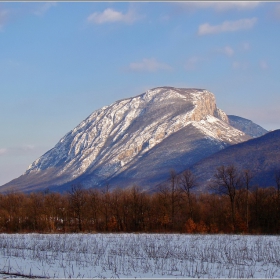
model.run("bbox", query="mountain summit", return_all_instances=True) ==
[2,87,255,193]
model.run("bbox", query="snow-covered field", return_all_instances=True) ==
[1,233,280,279]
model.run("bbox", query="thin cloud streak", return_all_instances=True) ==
[273,4,280,19]
[128,58,172,72]
[198,18,258,35]
[87,8,140,24]
[180,2,261,12]
[33,2,57,16]
[0,9,9,29]
[0,145,40,157]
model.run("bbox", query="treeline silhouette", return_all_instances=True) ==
[1,165,280,234]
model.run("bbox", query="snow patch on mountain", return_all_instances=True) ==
[228,115,267,138]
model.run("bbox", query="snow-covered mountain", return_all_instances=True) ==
[2,87,253,193]
[190,129,280,190]
[228,115,267,138]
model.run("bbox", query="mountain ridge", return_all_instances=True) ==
[190,129,280,190]
[228,115,268,138]
[1,87,265,193]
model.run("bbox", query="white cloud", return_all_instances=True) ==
[87,8,139,24]
[128,58,172,72]
[178,2,261,12]
[198,18,257,35]
[0,9,9,29]
[33,2,57,16]
[274,4,280,19]
[260,60,268,70]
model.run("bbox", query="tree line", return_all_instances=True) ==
[0,165,280,234]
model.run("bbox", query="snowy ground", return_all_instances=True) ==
[0,233,280,279]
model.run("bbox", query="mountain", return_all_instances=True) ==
[1,87,253,193]
[228,115,268,138]
[190,129,280,190]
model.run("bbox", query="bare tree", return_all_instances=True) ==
[86,189,100,231]
[44,192,63,232]
[100,184,111,231]
[129,185,147,232]
[210,165,243,232]
[179,169,196,220]
[275,170,280,231]
[275,170,280,202]
[156,170,180,231]
[169,169,180,230]
[243,169,253,232]
[68,184,87,232]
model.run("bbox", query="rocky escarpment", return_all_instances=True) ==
[1,87,252,193]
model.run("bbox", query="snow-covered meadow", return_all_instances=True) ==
[1,233,280,279]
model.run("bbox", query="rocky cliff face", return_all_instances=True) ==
[1,87,252,193]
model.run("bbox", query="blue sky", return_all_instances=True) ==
[0,1,280,186]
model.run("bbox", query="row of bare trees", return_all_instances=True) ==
[0,166,280,234]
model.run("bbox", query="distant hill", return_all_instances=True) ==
[190,129,280,190]
[228,115,268,138]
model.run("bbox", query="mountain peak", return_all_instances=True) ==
[1,87,252,193]
[141,87,228,123]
